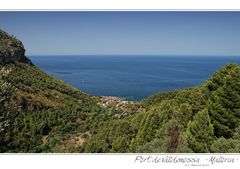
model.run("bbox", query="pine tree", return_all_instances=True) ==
[184,109,214,152]
[206,64,240,138]
[210,127,240,153]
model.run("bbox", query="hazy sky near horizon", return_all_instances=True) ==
[0,11,240,56]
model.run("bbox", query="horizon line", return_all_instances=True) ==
[27,54,240,57]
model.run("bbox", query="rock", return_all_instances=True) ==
[0,29,31,64]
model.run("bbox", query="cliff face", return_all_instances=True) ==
[0,29,31,64]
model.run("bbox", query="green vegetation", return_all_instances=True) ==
[0,62,116,152]
[1,62,239,153]
[1,29,240,153]
[0,63,139,152]
[82,63,240,153]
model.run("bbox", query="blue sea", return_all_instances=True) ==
[29,55,240,100]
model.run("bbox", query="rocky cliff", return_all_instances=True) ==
[0,29,31,64]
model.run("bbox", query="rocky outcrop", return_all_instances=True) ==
[0,29,31,64]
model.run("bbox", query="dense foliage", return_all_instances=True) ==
[0,62,118,152]
[0,61,239,153]
[82,63,240,153]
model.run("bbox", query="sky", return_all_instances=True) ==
[0,11,240,56]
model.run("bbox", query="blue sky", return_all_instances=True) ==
[0,11,240,56]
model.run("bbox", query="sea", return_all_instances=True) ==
[29,55,240,100]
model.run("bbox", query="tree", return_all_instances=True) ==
[206,64,240,138]
[136,138,169,153]
[176,132,194,153]
[129,108,162,152]
[111,136,129,152]
[210,126,240,153]
[210,137,240,153]
[184,109,214,153]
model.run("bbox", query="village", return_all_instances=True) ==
[98,96,145,118]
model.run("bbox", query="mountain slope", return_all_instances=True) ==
[0,30,112,152]
[5,62,96,111]
[1,29,240,153]
[83,63,240,153]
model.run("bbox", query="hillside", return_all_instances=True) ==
[0,30,115,152]
[1,29,240,153]
[83,63,240,153]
